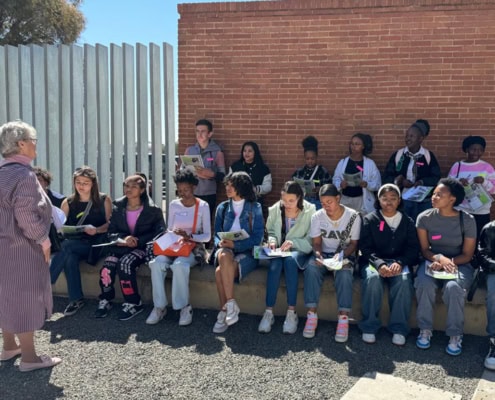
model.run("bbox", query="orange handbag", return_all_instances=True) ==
[153,199,199,257]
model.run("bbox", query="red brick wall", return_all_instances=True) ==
[178,0,495,207]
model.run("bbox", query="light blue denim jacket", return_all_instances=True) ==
[213,199,264,253]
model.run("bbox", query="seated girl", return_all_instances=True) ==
[50,166,112,316]
[211,172,264,333]
[94,174,165,320]
[146,170,211,326]
[258,181,316,334]
[358,183,419,346]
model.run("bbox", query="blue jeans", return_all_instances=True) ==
[414,262,473,336]
[265,252,309,308]
[358,265,413,336]
[50,239,92,302]
[303,255,354,311]
[487,273,495,337]
[403,200,431,223]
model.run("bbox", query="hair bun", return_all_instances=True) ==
[302,136,318,152]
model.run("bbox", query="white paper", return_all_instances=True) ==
[263,247,293,257]
[153,231,182,251]
[52,206,66,229]
[92,238,127,247]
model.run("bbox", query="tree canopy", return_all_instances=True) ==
[0,0,85,46]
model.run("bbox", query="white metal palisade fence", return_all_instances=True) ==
[0,42,176,210]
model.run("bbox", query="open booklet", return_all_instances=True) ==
[401,185,434,202]
[320,251,344,271]
[343,171,362,187]
[180,155,204,170]
[424,260,459,280]
[463,183,492,211]
[218,230,250,241]
[92,238,127,247]
[293,178,315,196]
[61,225,93,234]
[263,247,292,258]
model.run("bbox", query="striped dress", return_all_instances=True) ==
[0,160,52,333]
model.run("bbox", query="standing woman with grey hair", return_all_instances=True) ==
[0,120,62,372]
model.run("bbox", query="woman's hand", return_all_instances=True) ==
[388,262,402,276]
[314,251,325,266]
[219,239,234,249]
[174,228,190,240]
[431,256,457,272]
[280,240,293,252]
[473,176,485,184]
[84,225,97,236]
[42,246,51,264]
[340,181,348,189]
[122,236,138,247]
[459,178,470,186]
[359,181,368,188]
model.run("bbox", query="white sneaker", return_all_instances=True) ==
[416,329,432,349]
[146,307,166,325]
[392,334,406,346]
[213,310,228,333]
[362,333,376,344]
[258,310,275,333]
[446,335,463,356]
[283,310,298,334]
[179,305,193,326]
[225,299,240,326]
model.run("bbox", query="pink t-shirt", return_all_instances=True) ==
[126,206,143,235]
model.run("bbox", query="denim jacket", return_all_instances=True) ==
[213,199,264,253]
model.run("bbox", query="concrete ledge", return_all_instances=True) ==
[52,260,488,336]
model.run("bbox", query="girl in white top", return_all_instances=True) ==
[333,133,381,215]
[303,184,361,342]
[146,169,211,326]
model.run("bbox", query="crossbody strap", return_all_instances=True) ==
[77,200,93,226]
[191,198,200,234]
[336,212,358,253]
[309,165,319,181]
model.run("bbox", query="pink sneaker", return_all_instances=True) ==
[303,312,318,338]
[335,315,349,343]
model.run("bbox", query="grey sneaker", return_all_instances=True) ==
[94,299,112,318]
[258,310,275,333]
[282,310,298,334]
[64,299,85,316]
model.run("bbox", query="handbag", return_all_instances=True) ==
[153,199,199,257]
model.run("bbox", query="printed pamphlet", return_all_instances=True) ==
[343,171,362,187]
[424,260,459,280]
[180,155,204,170]
[218,229,250,241]
[401,186,433,202]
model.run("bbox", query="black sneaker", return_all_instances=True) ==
[118,302,143,321]
[94,299,113,318]
[63,299,85,316]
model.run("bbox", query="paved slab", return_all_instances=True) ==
[341,372,461,400]
[471,370,495,400]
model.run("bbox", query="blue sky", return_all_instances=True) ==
[79,0,259,137]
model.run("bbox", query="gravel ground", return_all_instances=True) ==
[0,297,488,400]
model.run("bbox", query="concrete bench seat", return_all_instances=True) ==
[52,260,488,336]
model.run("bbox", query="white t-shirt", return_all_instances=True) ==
[167,198,211,243]
[230,199,245,232]
[310,206,361,253]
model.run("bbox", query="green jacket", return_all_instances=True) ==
[266,200,315,254]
